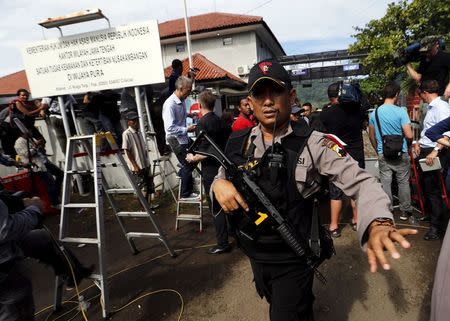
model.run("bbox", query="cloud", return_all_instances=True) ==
[282,37,355,55]
[0,0,391,76]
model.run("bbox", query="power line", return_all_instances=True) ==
[244,0,273,14]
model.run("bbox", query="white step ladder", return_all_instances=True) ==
[175,164,208,232]
[54,132,175,318]
[151,152,179,202]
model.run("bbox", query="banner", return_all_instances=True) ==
[22,20,165,97]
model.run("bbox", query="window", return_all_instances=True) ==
[222,37,233,46]
[176,43,185,52]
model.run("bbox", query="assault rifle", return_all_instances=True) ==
[188,131,326,284]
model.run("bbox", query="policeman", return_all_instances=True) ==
[211,60,418,321]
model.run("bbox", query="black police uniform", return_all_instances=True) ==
[225,123,317,321]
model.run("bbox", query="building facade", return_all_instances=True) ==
[159,12,285,81]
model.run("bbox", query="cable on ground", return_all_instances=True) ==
[35,242,215,321]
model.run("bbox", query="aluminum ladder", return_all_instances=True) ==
[174,163,207,231]
[54,132,176,319]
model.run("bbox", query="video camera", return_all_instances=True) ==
[0,189,30,214]
[393,37,446,67]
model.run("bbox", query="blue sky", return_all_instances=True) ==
[0,0,393,77]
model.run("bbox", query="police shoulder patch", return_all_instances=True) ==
[322,134,347,157]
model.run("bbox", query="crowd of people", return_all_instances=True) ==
[0,34,449,320]
[160,38,449,319]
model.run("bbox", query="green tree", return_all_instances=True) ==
[349,0,450,94]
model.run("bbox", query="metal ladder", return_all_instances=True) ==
[54,132,176,318]
[151,153,179,202]
[175,166,205,231]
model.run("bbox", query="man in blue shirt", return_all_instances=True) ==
[162,76,197,199]
[369,82,414,221]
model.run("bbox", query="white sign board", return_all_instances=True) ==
[22,20,165,97]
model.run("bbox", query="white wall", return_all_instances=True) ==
[0,119,180,192]
[256,35,276,62]
[163,31,257,78]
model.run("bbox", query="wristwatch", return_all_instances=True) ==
[433,146,440,152]
[369,217,395,233]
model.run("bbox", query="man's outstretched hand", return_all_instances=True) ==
[367,224,418,273]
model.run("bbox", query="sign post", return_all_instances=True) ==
[134,86,147,144]
[57,96,71,138]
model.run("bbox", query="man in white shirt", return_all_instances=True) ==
[413,80,450,240]
[162,76,197,200]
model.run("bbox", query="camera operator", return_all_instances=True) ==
[14,132,63,208]
[0,194,92,320]
[406,36,450,99]
[0,197,42,320]
[320,82,366,237]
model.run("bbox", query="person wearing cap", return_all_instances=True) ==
[211,59,418,320]
[231,98,256,132]
[122,111,153,198]
[406,36,450,99]
[290,104,303,123]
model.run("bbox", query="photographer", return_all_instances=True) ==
[319,82,366,237]
[0,194,92,320]
[406,36,450,98]
[14,132,63,208]
[0,197,41,320]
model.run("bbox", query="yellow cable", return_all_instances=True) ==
[65,243,215,302]
[110,289,184,321]
[42,294,101,321]
[35,242,215,320]
[43,226,90,321]
[44,303,78,321]
[35,301,78,317]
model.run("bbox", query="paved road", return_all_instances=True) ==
[30,195,440,321]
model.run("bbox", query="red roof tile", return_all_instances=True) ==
[159,12,263,39]
[164,53,246,84]
[0,70,29,96]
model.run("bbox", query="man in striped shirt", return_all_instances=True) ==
[122,111,153,197]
